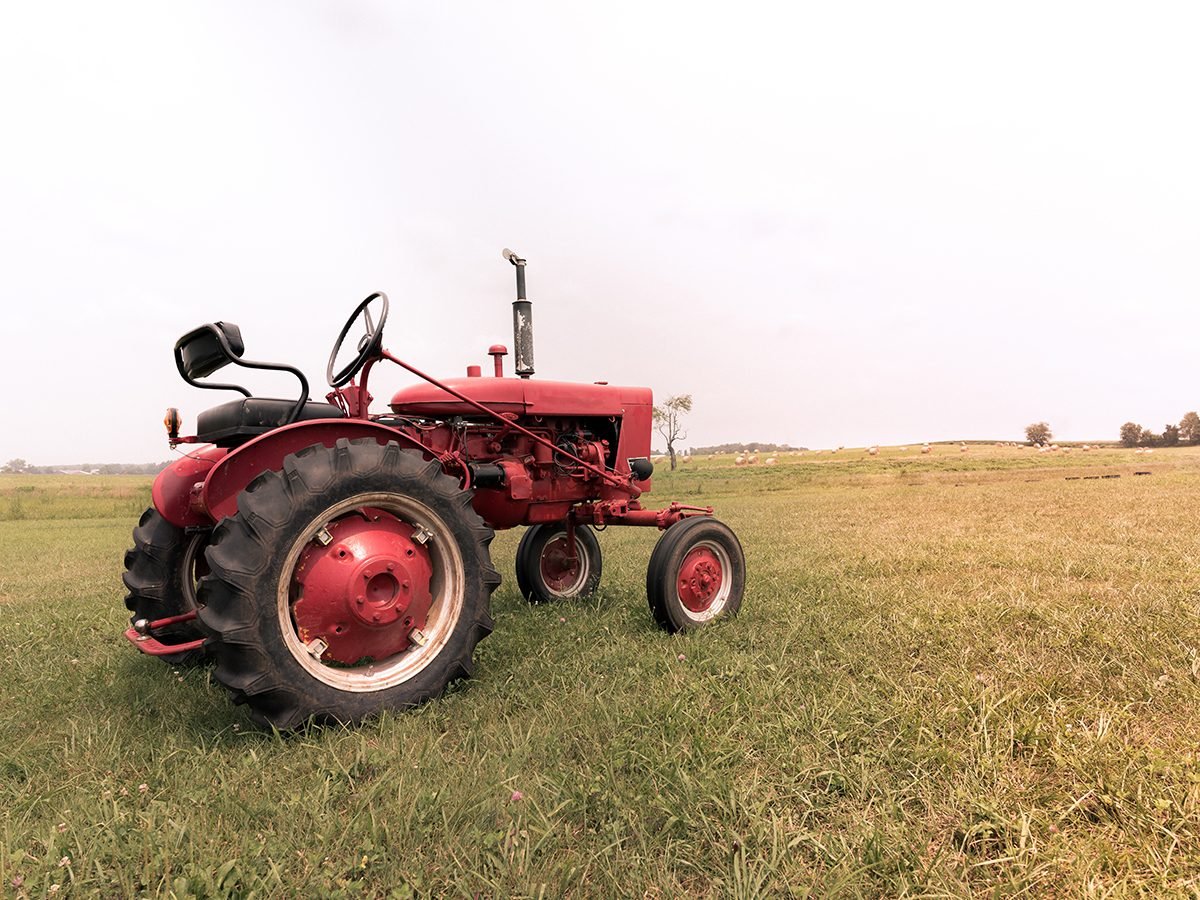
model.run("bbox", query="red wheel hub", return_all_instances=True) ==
[291,508,433,664]
[677,546,723,612]
[539,535,582,593]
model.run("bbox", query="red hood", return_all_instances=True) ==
[390,377,652,418]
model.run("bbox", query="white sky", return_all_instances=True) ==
[2,2,1198,464]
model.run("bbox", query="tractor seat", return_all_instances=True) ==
[196,398,344,447]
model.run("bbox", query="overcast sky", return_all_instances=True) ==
[2,2,1198,464]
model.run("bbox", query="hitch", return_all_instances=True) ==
[124,611,205,657]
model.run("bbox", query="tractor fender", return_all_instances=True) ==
[153,445,229,528]
[200,419,418,523]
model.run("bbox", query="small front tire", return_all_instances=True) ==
[515,523,602,603]
[647,517,745,633]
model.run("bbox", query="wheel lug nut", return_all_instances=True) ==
[387,563,395,572]
[356,595,364,605]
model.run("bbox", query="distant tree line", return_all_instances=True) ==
[2,458,172,475]
[687,442,804,455]
[1118,411,1200,448]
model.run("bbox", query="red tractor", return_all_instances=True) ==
[123,251,745,729]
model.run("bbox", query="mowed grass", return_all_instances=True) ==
[1,443,1199,897]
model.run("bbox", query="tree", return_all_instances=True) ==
[1162,424,1181,447]
[1140,427,1160,447]
[1024,422,1052,446]
[1180,411,1200,443]
[2,458,27,474]
[1119,422,1142,448]
[653,394,693,471]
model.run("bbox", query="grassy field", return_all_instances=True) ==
[1,443,1199,897]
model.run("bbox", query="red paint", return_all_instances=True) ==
[123,628,206,656]
[153,329,696,539]
[201,419,425,522]
[488,345,507,377]
[539,534,582,593]
[152,446,227,528]
[144,611,201,629]
[135,263,743,670]
[677,546,723,612]
[157,372,685,533]
[123,610,206,656]
[291,507,433,664]
[390,376,526,417]
[390,376,648,420]
[380,349,641,494]
[571,500,713,530]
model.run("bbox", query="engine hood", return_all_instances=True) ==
[389,378,652,418]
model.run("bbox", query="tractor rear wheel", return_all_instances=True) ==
[122,508,209,665]
[515,523,602,603]
[196,438,499,730]
[647,517,745,633]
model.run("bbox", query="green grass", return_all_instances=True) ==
[0,476,153,522]
[1,445,1199,897]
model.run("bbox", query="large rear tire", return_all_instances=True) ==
[196,438,499,730]
[647,517,745,633]
[122,508,209,665]
[515,523,602,604]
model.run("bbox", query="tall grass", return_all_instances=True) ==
[0,476,152,522]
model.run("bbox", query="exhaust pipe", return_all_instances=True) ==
[503,248,534,379]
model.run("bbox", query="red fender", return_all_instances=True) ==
[152,445,229,528]
[201,419,423,523]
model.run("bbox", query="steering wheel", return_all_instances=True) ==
[327,292,390,387]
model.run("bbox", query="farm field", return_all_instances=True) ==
[1,443,1199,897]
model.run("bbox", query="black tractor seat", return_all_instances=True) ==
[197,398,344,447]
[173,321,344,447]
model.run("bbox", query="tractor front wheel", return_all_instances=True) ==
[647,517,745,633]
[515,523,602,603]
[196,438,499,729]
[122,508,209,665]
